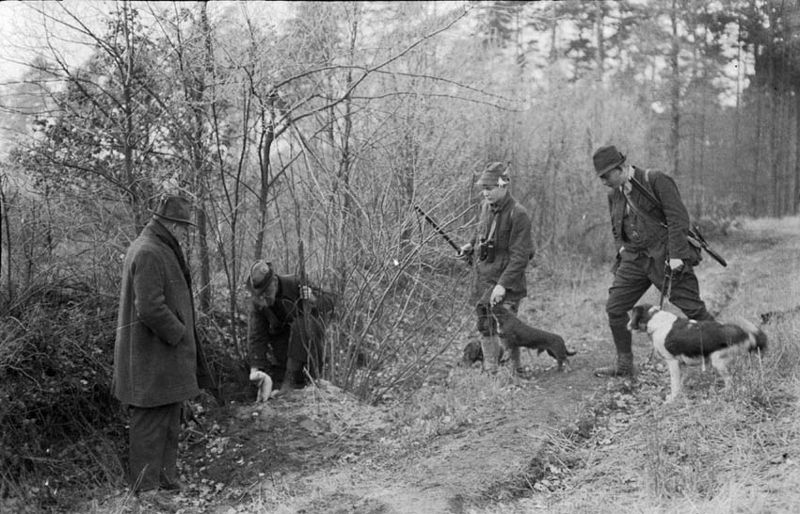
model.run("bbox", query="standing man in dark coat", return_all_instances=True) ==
[460,162,534,374]
[246,260,335,398]
[592,145,714,377]
[113,195,214,495]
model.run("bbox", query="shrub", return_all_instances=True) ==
[0,279,124,510]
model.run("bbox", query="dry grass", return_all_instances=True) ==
[12,217,800,513]
[498,313,800,511]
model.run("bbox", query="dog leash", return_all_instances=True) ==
[659,262,673,309]
[490,309,502,337]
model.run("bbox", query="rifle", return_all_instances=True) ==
[414,204,472,265]
[687,226,727,267]
[629,176,727,267]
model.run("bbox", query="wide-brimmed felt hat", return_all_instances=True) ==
[150,195,195,226]
[475,161,510,187]
[593,145,627,176]
[247,260,273,292]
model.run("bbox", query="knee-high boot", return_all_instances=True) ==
[593,324,634,377]
[481,335,501,373]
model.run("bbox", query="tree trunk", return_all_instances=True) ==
[795,92,800,214]
[193,2,213,312]
[253,112,275,261]
[669,0,681,177]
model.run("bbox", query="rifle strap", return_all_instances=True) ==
[483,210,499,244]
[623,185,667,230]
[627,169,668,228]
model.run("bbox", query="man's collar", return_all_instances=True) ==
[489,192,512,212]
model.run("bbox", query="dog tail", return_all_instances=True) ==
[738,317,768,353]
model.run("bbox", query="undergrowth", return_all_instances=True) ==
[0,278,235,512]
[0,279,123,510]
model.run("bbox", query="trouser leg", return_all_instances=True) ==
[597,253,652,377]
[606,254,652,349]
[160,403,181,486]
[481,335,501,372]
[268,333,290,386]
[498,301,522,371]
[129,402,181,492]
[289,316,325,384]
[658,266,714,322]
[280,357,303,392]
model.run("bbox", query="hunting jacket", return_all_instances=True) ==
[113,219,201,407]
[472,193,533,305]
[608,166,697,264]
[248,274,335,370]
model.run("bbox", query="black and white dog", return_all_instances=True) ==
[628,304,767,403]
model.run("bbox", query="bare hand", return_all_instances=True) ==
[299,285,315,302]
[668,258,684,271]
[490,284,506,306]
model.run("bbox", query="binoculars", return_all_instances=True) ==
[478,238,495,263]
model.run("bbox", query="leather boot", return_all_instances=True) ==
[595,323,635,377]
[481,336,500,373]
[594,352,634,377]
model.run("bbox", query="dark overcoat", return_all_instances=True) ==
[248,274,335,370]
[470,194,533,305]
[113,219,201,407]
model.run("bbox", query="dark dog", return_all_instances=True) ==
[628,304,767,403]
[490,304,575,371]
[459,340,508,367]
[459,340,484,367]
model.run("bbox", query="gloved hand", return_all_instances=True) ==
[458,243,473,261]
[249,368,272,403]
[490,284,506,306]
[668,258,684,271]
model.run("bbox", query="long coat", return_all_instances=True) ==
[470,193,533,305]
[113,219,201,407]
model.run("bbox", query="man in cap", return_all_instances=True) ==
[113,194,216,499]
[247,260,335,398]
[460,162,534,374]
[591,145,714,377]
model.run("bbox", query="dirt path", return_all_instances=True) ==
[176,218,800,514]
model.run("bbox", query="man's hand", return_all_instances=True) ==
[299,285,316,302]
[458,243,473,261]
[490,284,506,306]
[668,258,684,271]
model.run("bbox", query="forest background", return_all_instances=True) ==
[1,0,799,510]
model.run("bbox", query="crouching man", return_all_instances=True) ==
[246,260,335,399]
